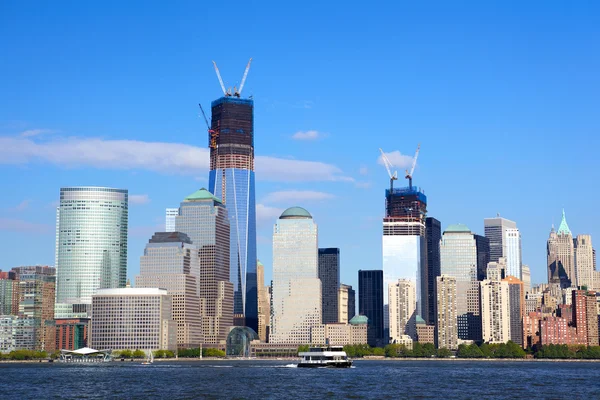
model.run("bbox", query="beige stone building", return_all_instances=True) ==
[480,277,511,344]
[547,210,575,287]
[388,279,416,342]
[436,275,458,350]
[256,260,271,342]
[575,235,594,290]
[309,322,367,346]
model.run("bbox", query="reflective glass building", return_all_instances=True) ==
[208,96,257,332]
[55,187,128,319]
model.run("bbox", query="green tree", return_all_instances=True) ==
[120,349,133,358]
[132,349,146,359]
[436,348,452,358]
[421,343,436,357]
[297,345,309,353]
[164,350,176,358]
[203,348,226,358]
[153,350,165,358]
[372,347,385,357]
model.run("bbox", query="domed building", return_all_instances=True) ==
[226,326,259,357]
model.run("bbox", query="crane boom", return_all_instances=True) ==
[237,58,252,96]
[379,148,398,191]
[212,61,227,95]
[198,104,210,130]
[409,143,420,177]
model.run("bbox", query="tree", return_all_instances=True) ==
[132,349,146,359]
[203,348,226,358]
[120,349,133,358]
[421,343,436,357]
[436,348,452,358]
[372,347,385,357]
[164,350,176,358]
[297,345,309,353]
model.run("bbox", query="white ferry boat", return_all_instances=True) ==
[298,346,352,368]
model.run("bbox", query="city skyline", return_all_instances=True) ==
[2,2,600,294]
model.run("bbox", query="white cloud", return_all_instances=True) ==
[0,218,52,234]
[11,200,30,211]
[359,166,369,176]
[20,129,56,138]
[291,130,320,141]
[377,150,414,170]
[129,194,150,205]
[0,136,353,183]
[354,181,372,189]
[262,190,334,204]
[256,204,284,227]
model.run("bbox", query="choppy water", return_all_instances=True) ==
[1,359,598,399]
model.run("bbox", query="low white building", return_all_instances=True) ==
[309,323,367,346]
[90,288,177,351]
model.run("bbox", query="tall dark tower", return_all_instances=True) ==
[207,60,257,332]
[358,269,384,347]
[425,217,441,325]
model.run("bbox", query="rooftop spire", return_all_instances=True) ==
[557,208,571,235]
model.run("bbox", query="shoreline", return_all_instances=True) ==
[3,357,600,364]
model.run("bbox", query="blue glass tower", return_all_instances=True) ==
[208,96,258,332]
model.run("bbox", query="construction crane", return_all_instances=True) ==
[405,144,421,190]
[198,104,219,149]
[212,61,228,96]
[379,148,398,191]
[235,58,252,97]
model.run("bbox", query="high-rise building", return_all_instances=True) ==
[12,266,56,350]
[318,248,340,324]
[91,288,177,351]
[484,216,517,263]
[136,232,204,348]
[383,185,427,323]
[338,284,356,323]
[474,234,490,281]
[257,260,270,342]
[480,270,511,344]
[271,207,321,344]
[0,271,18,315]
[426,217,441,325]
[55,187,128,319]
[547,210,575,288]
[165,208,178,232]
[575,235,594,290]
[436,275,458,350]
[347,285,356,321]
[440,224,480,341]
[572,290,599,347]
[503,275,524,346]
[175,189,234,345]
[208,94,258,332]
[358,270,384,347]
[389,279,417,342]
[505,228,522,279]
[522,265,531,294]
[0,316,36,352]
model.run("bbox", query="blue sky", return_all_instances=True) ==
[1,1,599,290]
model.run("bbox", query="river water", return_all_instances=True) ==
[1,359,597,399]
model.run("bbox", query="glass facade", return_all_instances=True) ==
[318,248,340,324]
[271,208,321,344]
[358,269,384,347]
[165,208,178,232]
[55,187,128,319]
[505,228,522,279]
[208,96,257,332]
[426,217,441,325]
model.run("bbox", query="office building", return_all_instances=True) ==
[503,276,524,346]
[383,185,427,322]
[175,189,234,345]
[45,318,89,352]
[358,270,384,347]
[480,264,511,344]
[505,228,522,279]
[208,94,258,332]
[12,266,56,350]
[474,234,490,281]
[136,232,203,348]
[91,288,177,351]
[484,216,517,263]
[309,322,368,346]
[522,265,531,294]
[0,272,18,315]
[257,260,270,342]
[271,207,321,344]
[547,210,575,288]
[165,208,178,232]
[338,284,355,323]
[55,187,128,319]
[426,217,441,325]
[389,279,416,342]
[318,248,340,324]
[572,290,599,347]
[436,275,458,350]
[0,316,36,352]
[440,224,480,341]
[416,316,435,344]
[575,235,594,290]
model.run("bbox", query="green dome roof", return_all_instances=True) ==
[184,188,222,203]
[349,315,369,325]
[444,223,471,233]
[416,315,426,325]
[280,206,312,219]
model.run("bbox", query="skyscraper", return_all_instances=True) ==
[505,228,522,279]
[388,279,416,342]
[484,216,517,263]
[521,265,531,294]
[257,260,270,342]
[480,274,511,344]
[575,235,594,290]
[136,232,203,348]
[165,208,178,232]
[503,275,524,346]
[208,94,257,332]
[383,185,427,325]
[338,284,356,323]
[440,224,479,341]
[436,275,458,350]
[358,270,384,347]
[474,234,490,281]
[271,207,321,344]
[55,187,128,319]
[175,189,234,344]
[318,248,340,324]
[426,217,441,325]
[547,210,574,288]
